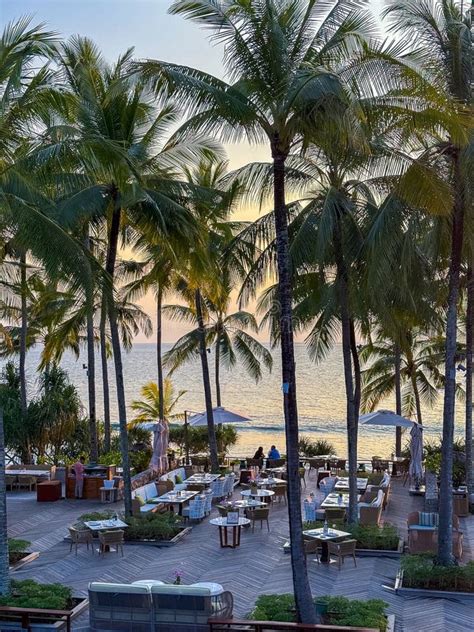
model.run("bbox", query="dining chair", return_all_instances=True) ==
[69,527,94,555]
[328,539,357,570]
[246,507,270,532]
[272,484,287,505]
[324,507,346,522]
[98,530,124,556]
[303,536,321,564]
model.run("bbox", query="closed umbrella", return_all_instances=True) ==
[188,406,251,427]
[409,423,423,489]
[136,421,169,473]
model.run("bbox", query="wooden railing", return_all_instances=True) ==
[0,606,72,632]
[208,618,379,632]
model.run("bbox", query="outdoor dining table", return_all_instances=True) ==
[334,477,368,493]
[303,527,351,563]
[155,490,199,515]
[84,518,128,552]
[321,492,361,509]
[210,516,251,548]
[264,467,286,476]
[241,489,275,504]
[185,473,220,486]
[11,469,51,478]
[256,477,285,487]
[227,499,267,514]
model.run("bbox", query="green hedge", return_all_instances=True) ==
[249,594,388,631]
[124,512,182,541]
[0,580,72,610]
[8,539,30,564]
[401,555,474,592]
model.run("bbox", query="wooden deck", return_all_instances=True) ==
[6,473,473,631]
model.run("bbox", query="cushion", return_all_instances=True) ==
[144,482,158,500]
[419,512,437,527]
[150,585,211,596]
[133,486,146,499]
[175,474,183,484]
[89,582,149,594]
[135,494,146,506]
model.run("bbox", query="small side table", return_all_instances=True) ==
[210,517,250,548]
[100,487,117,503]
[37,480,61,502]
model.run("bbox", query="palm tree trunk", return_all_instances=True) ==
[84,232,98,463]
[465,263,473,494]
[350,319,361,494]
[272,150,314,624]
[0,408,10,595]
[194,289,219,472]
[19,252,30,464]
[438,148,465,566]
[333,216,358,524]
[105,193,132,516]
[215,329,222,408]
[156,286,165,421]
[394,344,402,456]
[100,298,111,453]
[410,368,423,426]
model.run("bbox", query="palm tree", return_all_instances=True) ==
[164,289,272,407]
[137,1,382,614]
[384,0,473,566]
[130,378,186,425]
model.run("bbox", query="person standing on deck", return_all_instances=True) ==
[73,456,86,499]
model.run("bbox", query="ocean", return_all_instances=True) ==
[6,343,466,459]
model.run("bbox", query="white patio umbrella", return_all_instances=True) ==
[360,410,418,428]
[409,423,423,488]
[188,406,252,427]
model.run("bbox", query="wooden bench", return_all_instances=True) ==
[0,605,72,631]
[208,618,379,632]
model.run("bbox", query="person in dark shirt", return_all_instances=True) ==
[253,447,264,460]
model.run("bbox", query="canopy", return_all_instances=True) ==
[188,406,252,427]
[360,409,418,428]
[409,423,423,486]
[135,421,169,474]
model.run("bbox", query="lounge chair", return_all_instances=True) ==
[89,582,152,632]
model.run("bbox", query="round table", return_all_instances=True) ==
[241,489,275,504]
[210,517,251,548]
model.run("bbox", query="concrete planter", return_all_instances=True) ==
[9,551,40,571]
[124,526,192,547]
[0,597,88,631]
[395,571,474,600]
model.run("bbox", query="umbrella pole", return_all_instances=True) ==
[184,411,190,466]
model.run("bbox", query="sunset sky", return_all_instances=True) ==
[3,0,382,342]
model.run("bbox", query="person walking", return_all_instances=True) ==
[73,456,86,499]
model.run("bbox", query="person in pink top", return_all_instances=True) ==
[73,456,86,499]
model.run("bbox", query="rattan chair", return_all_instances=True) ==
[99,530,124,556]
[186,483,206,492]
[69,527,94,555]
[246,507,270,532]
[303,536,321,564]
[5,475,17,491]
[307,458,326,474]
[17,475,36,491]
[272,483,287,504]
[328,539,357,570]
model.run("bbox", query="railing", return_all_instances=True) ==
[208,618,379,632]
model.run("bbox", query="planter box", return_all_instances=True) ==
[0,597,88,631]
[124,526,192,547]
[395,571,474,600]
[355,539,404,558]
[283,538,403,558]
[9,551,40,571]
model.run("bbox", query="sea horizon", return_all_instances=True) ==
[5,341,465,460]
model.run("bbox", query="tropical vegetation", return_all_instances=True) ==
[0,0,472,621]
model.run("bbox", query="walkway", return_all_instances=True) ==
[6,474,473,631]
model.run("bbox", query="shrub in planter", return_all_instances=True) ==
[124,512,182,541]
[248,594,388,631]
[401,555,474,592]
[0,580,72,609]
[298,437,335,457]
[8,539,31,565]
[74,510,115,529]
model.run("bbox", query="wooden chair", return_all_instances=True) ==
[324,507,346,522]
[17,475,36,492]
[303,536,321,564]
[98,530,124,556]
[328,539,357,570]
[307,458,326,474]
[247,458,263,468]
[246,507,270,532]
[272,483,287,504]
[5,475,17,491]
[68,527,94,555]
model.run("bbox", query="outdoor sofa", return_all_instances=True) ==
[88,581,233,632]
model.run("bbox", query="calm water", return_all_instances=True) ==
[6,343,466,459]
